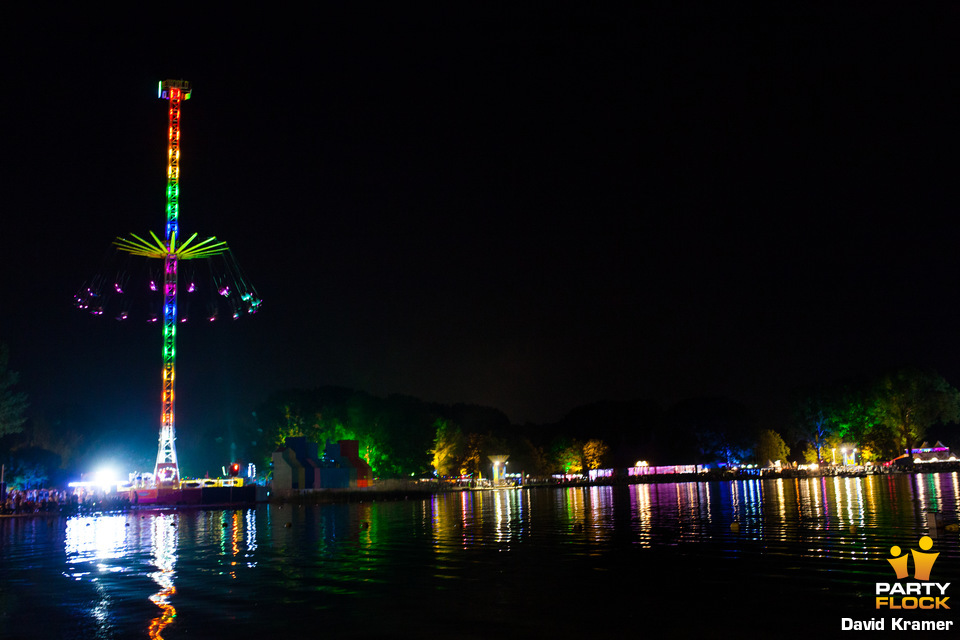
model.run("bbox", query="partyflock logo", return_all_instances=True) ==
[842,536,954,632]
[876,536,948,609]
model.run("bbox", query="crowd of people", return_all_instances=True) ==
[1,488,73,514]
[0,487,132,515]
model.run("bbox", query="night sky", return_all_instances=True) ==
[4,6,959,467]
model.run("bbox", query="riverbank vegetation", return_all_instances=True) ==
[2,332,960,489]
[243,366,960,479]
[792,368,960,464]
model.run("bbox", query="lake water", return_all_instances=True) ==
[1,474,958,639]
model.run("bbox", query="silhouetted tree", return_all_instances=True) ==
[0,343,28,438]
[792,386,837,462]
[551,437,584,474]
[514,437,550,477]
[430,419,464,476]
[582,439,609,470]
[666,398,757,466]
[756,429,790,466]
[461,432,486,477]
[874,368,960,457]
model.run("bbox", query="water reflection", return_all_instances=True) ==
[40,474,960,638]
[63,514,131,637]
[148,515,177,639]
[425,474,959,567]
[60,509,268,638]
[64,514,130,578]
[211,508,260,578]
[62,513,180,639]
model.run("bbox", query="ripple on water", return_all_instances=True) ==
[1,473,958,638]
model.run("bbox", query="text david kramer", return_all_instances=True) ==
[842,618,953,631]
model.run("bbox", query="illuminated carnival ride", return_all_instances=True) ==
[75,80,260,503]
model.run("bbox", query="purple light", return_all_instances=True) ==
[114,283,124,293]
[150,281,158,292]
[188,282,196,293]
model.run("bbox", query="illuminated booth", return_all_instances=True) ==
[911,442,957,464]
[272,437,373,495]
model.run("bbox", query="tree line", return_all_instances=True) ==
[792,367,960,464]
[3,335,960,487]
[214,367,960,476]
[248,387,611,479]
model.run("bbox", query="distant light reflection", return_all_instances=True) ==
[565,487,586,536]
[631,484,652,547]
[775,478,786,542]
[459,491,474,548]
[148,515,178,640]
[952,473,960,511]
[731,480,741,526]
[245,508,259,567]
[493,490,505,542]
[63,514,131,633]
[64,515,129,567]
[587,485,613,544]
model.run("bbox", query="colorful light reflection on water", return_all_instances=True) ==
[1,473,957,638]
[146,516,176,639]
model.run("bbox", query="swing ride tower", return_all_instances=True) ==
[107,80,255,488]
[156,79,189,487]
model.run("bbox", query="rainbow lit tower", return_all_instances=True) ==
[109,80,257,487]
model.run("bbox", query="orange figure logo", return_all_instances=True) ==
[887,536,939,581]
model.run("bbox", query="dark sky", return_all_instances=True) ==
[4,5,960,463]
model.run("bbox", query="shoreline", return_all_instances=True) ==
[3,466,959,517]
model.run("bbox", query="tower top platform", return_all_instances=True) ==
[159,79,192,100]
